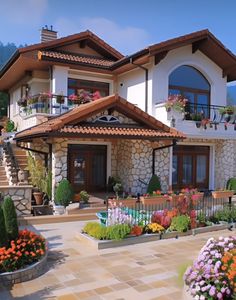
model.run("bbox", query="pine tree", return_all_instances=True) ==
[0,205,8,247]
[2,197,19,241]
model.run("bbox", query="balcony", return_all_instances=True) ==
[155,102,236,139]
[17,92,94,118]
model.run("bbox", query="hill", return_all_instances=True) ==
[227,85,236,105]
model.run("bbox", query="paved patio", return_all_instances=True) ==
[0,221,235,300]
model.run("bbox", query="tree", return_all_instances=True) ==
[147,174,161,194]
[0,205,8,247]
[2,196,19,241]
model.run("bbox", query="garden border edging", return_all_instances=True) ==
[0,251,48,286]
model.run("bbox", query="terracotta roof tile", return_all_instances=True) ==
[15,94,185,141]
[60,126,184,138]
[38,51,115,67]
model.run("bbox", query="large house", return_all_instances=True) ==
[0,27,236,201]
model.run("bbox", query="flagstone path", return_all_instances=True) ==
[0,221,234,300]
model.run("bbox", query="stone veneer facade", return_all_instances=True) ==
[0,186,32,215]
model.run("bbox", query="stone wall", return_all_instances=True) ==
[154,145,170,192]
[51,138,68,199]
[215,139,236,189]
[0,186,32,215]
[116,140,153,194]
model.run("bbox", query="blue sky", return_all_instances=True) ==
[1,0,236,56]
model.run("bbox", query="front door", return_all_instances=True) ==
[172,145,209,190]
[68,145,107,192]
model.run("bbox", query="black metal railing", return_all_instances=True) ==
[18,92,96,117]
[183,103,236,124]
[105,195,234,227]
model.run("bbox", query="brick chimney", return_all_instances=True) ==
[40,25,57,43]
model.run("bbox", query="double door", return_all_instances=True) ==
[172,145,209,190]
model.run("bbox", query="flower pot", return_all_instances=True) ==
[211,191,234,199]
[140,196,169,206]
[108,198,138,208]
[53,205,65,215]
[33,192,44,205]
[191,193,204,201]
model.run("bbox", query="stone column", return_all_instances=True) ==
[51,139,68,200]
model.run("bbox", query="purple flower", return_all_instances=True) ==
[209,286,216,296]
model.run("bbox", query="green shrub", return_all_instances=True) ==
[170,215,190,232]
[83,222,107,240]
[215,206,235,222]
[5,120,15,132]
[106,224,131,240]
[55,179,74,207]
[2,197,19,241]
[83,222,131,241]
[79,190,89,203]
[0,205,8,247]
[147,174,161,194]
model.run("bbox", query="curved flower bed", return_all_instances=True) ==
[184,236,236,299]
[0,229,47,284]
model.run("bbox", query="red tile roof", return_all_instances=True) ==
[15,94,185,141]
[38,51,115,68]
[59,125,184,139]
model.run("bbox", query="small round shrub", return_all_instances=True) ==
[55,179,74,207]
[2,196,19,241]
[169,215,190,232]
[0,206,8,247]
[147,174,161,194]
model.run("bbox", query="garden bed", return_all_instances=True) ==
[77,222,235,249]
[0,252,48,286]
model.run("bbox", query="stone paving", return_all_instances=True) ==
[0,221,235,300]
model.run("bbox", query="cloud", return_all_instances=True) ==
[0,0,48,24]
[55,17,151,55]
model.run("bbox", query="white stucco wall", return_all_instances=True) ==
[152,45,227,108]
[117,46,227,116]
[117,64,153,114]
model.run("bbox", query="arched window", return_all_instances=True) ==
[169,65,210,117]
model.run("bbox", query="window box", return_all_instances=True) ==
[211,191,234,199]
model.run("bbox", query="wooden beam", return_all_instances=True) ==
[222,65,236,78]
[192,38,208,53]
[154,51,168,65]
[79,40,87,48]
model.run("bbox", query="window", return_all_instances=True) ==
[169,65,210,118]
[68,78,109,98]
[172,145,209,190]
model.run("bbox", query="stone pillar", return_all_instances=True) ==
[154,146,170,192]
[215,139,236,189]
[51,139,68,200]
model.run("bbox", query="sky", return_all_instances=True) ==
[0,0,236,57]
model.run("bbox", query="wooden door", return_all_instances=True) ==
[68,145,107,192]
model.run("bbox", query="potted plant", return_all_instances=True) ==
[165,94,188,113]
[79,190,89,204]
[54,179,74,215]
[27,154,49,205]
[56,93,65,105]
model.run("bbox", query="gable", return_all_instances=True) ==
[84,110,139,125]
[55,44,104,58]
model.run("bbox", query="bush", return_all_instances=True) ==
[5,120,15,132]
[147,174,161,194]
[2,197,19,241]
[106,224,131,240]
[79,190,89,203]
[215,206,233,223]
[82,222,131,240]
[169,215,190,232]
[0,206,8,247]
[0,229,46,273]
[55,179,74,207]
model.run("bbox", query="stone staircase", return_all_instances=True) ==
[0,165,9,186]
[1,141,28,186]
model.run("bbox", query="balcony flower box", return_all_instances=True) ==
[108,198,138,208]
[140,195,169,206]
[211,190,234,199]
